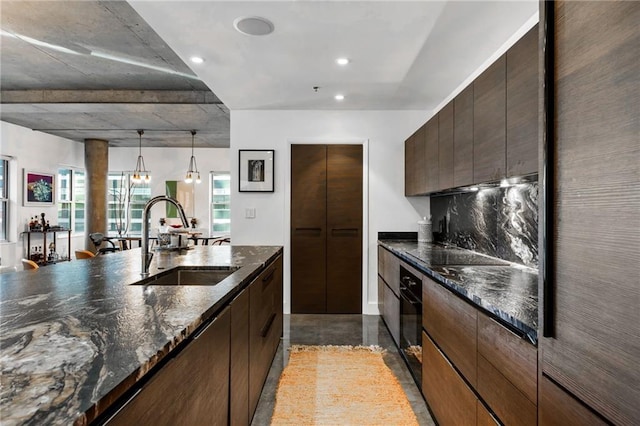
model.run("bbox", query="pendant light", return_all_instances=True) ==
[184,130,201,184]
[131,129,151,184]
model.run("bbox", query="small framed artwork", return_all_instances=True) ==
[23,169,55,206]
[239,149,274,192]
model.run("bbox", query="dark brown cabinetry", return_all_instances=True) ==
[540,2,640,425]
[419,268,539,426]
[473,55,506,183]
[249,256,283,417]
[538,376,608,426]
[506,26,538,177]
[291,144,362,314]
[230,288,250,426]
[404,132,416,196]
[405,25,538,194]
[422,331,477,425]
[378,247,400,346]
[438,102,454,190]
[423,276,477,387]
[109,307,231,426]
[425,118,439,193]
[454,85,474,187]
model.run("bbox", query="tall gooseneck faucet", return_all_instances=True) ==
[141,195,190,277]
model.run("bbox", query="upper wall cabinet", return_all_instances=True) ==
[473,54,507,184]
[506,26,538,177]
[404,24,538,195]
[425,118,439,193]
[453,85,474,188]
[438,102,454,191]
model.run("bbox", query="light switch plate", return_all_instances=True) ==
[245,208,256,219]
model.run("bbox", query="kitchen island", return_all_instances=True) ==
[0,245,283,425]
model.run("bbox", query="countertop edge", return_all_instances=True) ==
[378,240,538,345]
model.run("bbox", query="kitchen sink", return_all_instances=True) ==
[132,267,238,286]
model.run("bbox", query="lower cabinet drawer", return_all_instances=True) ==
[477,354,536,426]
[382,280,400,346]
[538,375,608,426]
[477,400,499,426]
[423,277,477,387]
[422,331,477,426]
[477,312,537,404]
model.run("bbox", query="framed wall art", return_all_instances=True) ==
[23,169,55,206]
[239,149,274,192]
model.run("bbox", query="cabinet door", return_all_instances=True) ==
[423,277,477,387]
[413,124,427,194]
[454,85,474,187]
[542,2,640,424]
[109,308,231,426]
[249,261,281,417]
[538,375,608,426]
[438,101,454,191]
[506,25,538,177]
[382,282,400,346]
[379,247,400,296]
[425,117,439,193]
[477,354,536,426]
[474,55,506,183]
[404,134,416,196]
[291,144,327,313]
[422,331,477,426]
[326,145,362,314]
[230,289,250,426]
[477,313,537,404]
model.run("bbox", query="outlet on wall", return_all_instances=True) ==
[245,208,256,219]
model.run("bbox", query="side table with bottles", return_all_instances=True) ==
[22,229,72,265]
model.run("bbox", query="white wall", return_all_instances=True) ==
[108,147,230,232]
[0,121,85,269]
[230,110,431,315]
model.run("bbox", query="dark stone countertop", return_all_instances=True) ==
[0,245,282,426]
[378,239,538,344]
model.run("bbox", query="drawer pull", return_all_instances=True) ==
[262,269,275,285]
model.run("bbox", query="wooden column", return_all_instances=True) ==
[84,139,109,251]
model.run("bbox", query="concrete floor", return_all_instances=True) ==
[251,314,436,426]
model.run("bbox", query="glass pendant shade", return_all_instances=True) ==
[132,130,151,184]
[184,130,201,184]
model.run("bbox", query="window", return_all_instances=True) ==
[107,172,151,236]
[0,158,8,241]
[57,168,85,233]
[210,172,230,234]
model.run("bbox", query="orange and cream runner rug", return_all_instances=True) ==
[271,345,419,426]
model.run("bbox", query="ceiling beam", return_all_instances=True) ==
[0,90,222,104]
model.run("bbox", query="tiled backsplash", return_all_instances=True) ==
[430,182,538,268]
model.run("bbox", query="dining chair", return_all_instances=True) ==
[75,250,96,259]
[21,259,39,270]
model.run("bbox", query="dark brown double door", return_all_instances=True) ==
[291,144,363,314]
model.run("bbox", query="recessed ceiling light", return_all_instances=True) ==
[336,58,350,66]
[190,56,204,64]
[335,94,345,101]
[234,16,274,36]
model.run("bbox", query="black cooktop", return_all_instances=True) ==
[406,245,510,266]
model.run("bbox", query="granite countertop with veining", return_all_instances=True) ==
[0,245,282,426]
[379,239,538,344]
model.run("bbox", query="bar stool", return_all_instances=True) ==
[21,259,39,270]
[75,250,96,260]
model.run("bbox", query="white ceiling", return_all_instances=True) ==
[131,0,538,111]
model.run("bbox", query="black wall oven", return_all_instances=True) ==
[399,265,422,385]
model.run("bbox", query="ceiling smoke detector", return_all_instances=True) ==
[234,16,274,36]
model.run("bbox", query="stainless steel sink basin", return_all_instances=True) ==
[133,267,237,286]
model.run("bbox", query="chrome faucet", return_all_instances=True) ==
[141,195,189,277]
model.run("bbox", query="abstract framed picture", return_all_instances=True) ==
[239,149,274,192]
[23,169,55,206]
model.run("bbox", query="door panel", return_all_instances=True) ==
[326,145,362,313]
[291,144,327,313]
